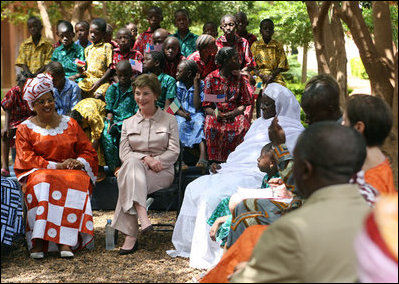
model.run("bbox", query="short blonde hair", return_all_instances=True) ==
[133,73,161,99]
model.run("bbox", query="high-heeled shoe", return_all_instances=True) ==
[118,241,139,255]
[141,225,153,235]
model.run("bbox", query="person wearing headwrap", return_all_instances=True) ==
[14,73,98,259]
[168,83,304,269]
[187,34,218,79]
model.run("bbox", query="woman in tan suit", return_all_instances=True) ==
[112,73,180,255]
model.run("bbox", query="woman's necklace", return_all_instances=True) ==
[36,115,57,130]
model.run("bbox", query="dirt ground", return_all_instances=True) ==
[1,210,205,283]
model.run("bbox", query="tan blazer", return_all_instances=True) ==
[119,107,180,168]
[231,184,371,283]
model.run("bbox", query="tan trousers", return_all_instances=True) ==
[111,157,174,237]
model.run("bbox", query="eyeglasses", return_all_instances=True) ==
[35,98,55,105]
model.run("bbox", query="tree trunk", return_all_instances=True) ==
[71,1,92,28]
[305,1,348,106]
[335,1,397,188]
[301,44,308,83]
[37,1,54,41]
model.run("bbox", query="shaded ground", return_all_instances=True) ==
[1,210,204,283]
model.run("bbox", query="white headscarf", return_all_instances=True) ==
[263,82,301,121]
[217,83,304,175]
[23,73,54,110]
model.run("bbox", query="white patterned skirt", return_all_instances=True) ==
[24,169,94,252]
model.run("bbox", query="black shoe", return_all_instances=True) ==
[141,225,153,235]
[118,241,139,255]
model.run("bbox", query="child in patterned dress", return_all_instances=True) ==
[1,72,34,177]
[175,59,207,169]
[77,18,113,99]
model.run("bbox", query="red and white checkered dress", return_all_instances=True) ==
[14,116,98,252]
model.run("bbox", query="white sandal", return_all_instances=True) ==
[60,250,74,258]
[30,252,44,259]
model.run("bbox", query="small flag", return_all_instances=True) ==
[255,82,263,94]
[166,98,181,114]
[204,93,226,103]
[145,43,155,53]
[129,59,143,73]
[74,59,86,67]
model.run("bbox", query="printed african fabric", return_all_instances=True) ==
[14,115,98,252]
[187,51,218,80]
[72,98,107,167]
[51,43,85,79]
[133,28,154,55]
[111,48,144,70]
[172,30,199,58]
[242,32,258,47]
[164,54,186,79]
[103,83,137,172]
[215,35,256,70]
[78,41,113,97]
[175,81,205,148]
[251,39,289,86]
[203,69,252,162]
[1,86,34,130]
[207,173,277,247]
[15,36,53,74]
[1,177,25,246]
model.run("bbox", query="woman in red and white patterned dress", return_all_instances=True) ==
[14,73,98,259]
[203,47,253,163]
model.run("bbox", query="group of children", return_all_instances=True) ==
[2,6,288,180]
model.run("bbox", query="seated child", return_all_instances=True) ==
[163,36,186,79]
[203,21,218,39]
[172,9,198,57]
[125,22,138,48]
[105,24,119,49]
[70,98,107,181]
[52,20,64,49]
[174,59,207,169]
[51,20,85,81]
[102,60,137,175]
[1,72,34,177]
[133,6,163,55]
[77,18,113,99]
[152,28,170,49]
[15,16,53,77]
[75,21,92,49]
[111,27,143,81]
[141,51,176,112]
[46,62,81,115]
[235,12,257,47]
[187,34,218,80]
[207,143,282,248]
[216,14,256,73]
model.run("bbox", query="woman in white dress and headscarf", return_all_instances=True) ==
[167,83,304,269]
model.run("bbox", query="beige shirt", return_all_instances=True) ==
[231,184,370,283]
[119,107,180,168]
